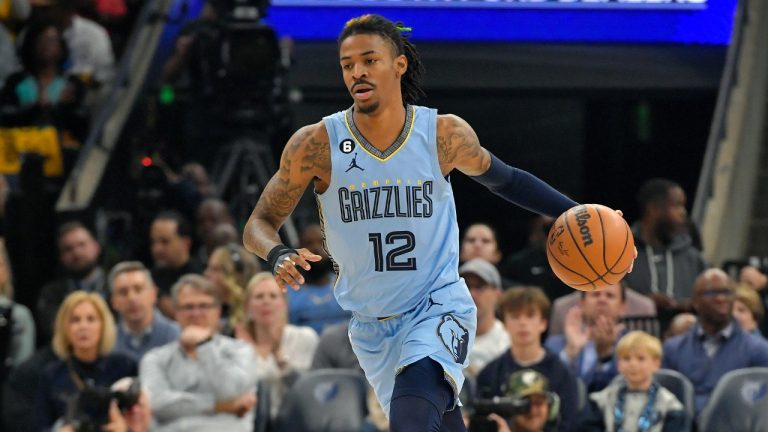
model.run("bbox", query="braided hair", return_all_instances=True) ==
[338,14,426,105]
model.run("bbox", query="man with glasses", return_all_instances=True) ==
[140,275,259,432]
[663,268,768,413]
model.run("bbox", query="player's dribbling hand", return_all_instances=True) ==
[614,209,638,273]
[275,247,322,291]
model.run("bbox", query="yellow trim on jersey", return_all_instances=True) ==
[343,105,417,162]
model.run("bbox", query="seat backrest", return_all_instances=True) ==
[654,368,694,431]
[698,367,768,432]
[620,315,661,339]
[276,369,368,432]
[254,380,270,432]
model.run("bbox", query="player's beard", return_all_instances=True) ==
[356,101,380,115]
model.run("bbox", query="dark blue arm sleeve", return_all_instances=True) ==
[471,152,579,218]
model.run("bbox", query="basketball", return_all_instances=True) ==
[546,204,635,291]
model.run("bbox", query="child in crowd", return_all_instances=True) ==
[577,331,686,432]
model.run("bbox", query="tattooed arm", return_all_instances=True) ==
[243,122,331,288]
[436,114,577,218]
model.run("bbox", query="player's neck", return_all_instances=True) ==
[353,103,407,151]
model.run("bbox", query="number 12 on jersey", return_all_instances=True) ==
[368,231,417,271]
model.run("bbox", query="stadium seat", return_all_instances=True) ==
[698,367,768,432]
[576,377,587,412]
[276,369,368,432]
[254,380,271,432]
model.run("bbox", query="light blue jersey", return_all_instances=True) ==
[317,104,463,318]
[317,105,476,416]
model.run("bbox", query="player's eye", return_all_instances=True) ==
[366,58,377,64]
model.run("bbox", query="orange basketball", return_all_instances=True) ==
[546,204,635,291]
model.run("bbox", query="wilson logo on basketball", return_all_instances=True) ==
[574,206,594,247]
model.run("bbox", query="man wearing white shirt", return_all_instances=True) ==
[460,258,510,377]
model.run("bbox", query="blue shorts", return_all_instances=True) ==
[349,281,477,417]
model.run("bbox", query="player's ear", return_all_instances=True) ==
[395,54,407,78]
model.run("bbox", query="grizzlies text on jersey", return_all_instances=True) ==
[317,105,464,318]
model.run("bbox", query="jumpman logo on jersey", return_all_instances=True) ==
[346,152,365,172]
[426,292,443,311]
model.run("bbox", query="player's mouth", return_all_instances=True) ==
[352,84,374,101]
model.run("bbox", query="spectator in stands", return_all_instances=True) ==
[460,258,509,377]
[624,178,707,317]
[461,222,502,265]
[195,198,234,262]
[287,224,349,334]
[149,210,203,318]
[50,0,115,87]
[235,272,318,419]
[0,239,35,375]
[482,369,559,432]
[549,282,656,336]
[109,261,179,360]
[0,19,88,145]
[663,268,768,413]
[502,215,572,301]
[739,264,768,335]
[733,284,764,337]
[545,283,626,392]
[140,274,258,431]
[3,345,57,432]
[204,244,259,334]
[37,221,106,343]
[664,312,696,340]
[478,286,578,432]
[0,24,18,88]
[577,331,685,432]
[35,291,137,429]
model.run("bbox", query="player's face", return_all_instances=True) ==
[617,349,660,390]
[339,33,407,115]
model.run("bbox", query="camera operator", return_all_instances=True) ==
[57,377,152,432]
[473,369,559,432]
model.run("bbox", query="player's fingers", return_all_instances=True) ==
[296,248,323,262]
[615,209,624,217]
[278,256,305,288]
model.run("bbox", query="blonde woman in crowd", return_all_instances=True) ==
[235,272,319,419]
[204,243,259,334]
[35,291,136,430]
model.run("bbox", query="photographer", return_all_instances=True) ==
[57,377,152,432]
[473,369,559,432]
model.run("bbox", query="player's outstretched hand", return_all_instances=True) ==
[275,248,323,291]
[614,209,638,273]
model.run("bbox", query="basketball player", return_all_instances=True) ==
[244,15,586,431]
